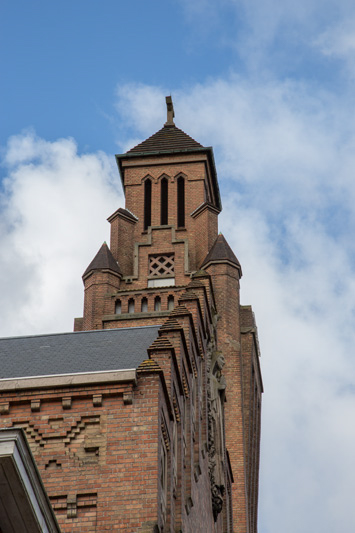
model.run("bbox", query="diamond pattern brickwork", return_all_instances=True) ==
[149,254,175,277]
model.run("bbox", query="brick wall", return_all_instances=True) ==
[0,377,161,532]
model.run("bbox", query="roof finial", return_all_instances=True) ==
[165,95,175,126]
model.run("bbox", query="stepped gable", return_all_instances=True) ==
[126,124,203,154]
[187,279,205,288]
[148,336,174,351]
[137,359,162,373]
[159,317,183,331]
[201,233,242,274]
[83,242,122,278]
[169,304,191,317]
[179,290,199,301]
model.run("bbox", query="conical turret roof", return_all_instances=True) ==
[201,234,242,274]
[83,242,122,278]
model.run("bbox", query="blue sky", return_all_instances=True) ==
[2,1,355,532]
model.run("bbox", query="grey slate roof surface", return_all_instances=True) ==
[0,326,161,380]
[126,124,203,154]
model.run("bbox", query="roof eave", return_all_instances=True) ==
[202,258,243,276]
[0,368,137,392]
[82,267,122,282]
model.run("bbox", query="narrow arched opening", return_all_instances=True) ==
[154,296,161,311]
[115,299,121,314]
[144,178,152,230]
[128,298,135,314]
[141,297,148,313]
[168,295,174,311]
[161,177,168,225]
[177,177,185,228]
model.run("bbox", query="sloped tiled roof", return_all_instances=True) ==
[126,124,203,154]
[83,242,122,278]
[0,326,161,380]
[201,234,242,273]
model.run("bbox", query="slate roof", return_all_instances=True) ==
[83,242,122,278]
[0,326,161,380]
[126,124,203,154]
[201,234,242,273]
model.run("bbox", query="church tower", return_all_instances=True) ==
[75,97,263,533]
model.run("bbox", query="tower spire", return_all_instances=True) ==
[165,95,175,126]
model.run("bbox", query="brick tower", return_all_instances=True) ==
[74,97,263,532]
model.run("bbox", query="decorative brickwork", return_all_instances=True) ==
[149,253,175,277]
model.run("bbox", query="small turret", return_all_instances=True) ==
[201,233,242,276]
[82,242,122,279]
[80,243,122,331]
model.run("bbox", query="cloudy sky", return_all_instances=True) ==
[1,1,355,531]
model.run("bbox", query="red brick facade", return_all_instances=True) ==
[0,101,262,532]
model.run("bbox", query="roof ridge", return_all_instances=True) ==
[0,324,162,342]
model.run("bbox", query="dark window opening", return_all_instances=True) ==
[154,296,161,311]
[177,177,185,228]
[161,177,168,225]
[141,297,148,313]
[144,179,152,230]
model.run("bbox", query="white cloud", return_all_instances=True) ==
[178,0,355,76]
[315,18,355,77]
[0,131,123,336]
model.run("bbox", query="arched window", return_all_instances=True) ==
[154,296,161,311]
[144,178,152,230]
[161,177,168,225]
[128,298,135,314]
[177,176,185,228]
[141,297,148,313]
[115,299,121,314]
[168,295,174,311]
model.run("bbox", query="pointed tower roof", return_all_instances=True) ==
[116,96,222,211]
[126,124,203,154]
[201,234,242,275]
[82,243,122,279]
